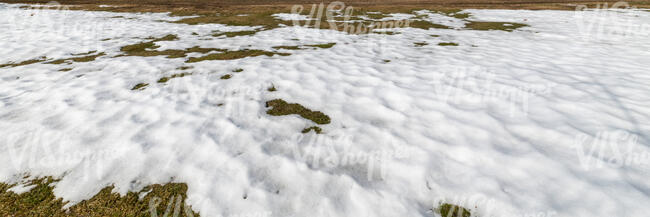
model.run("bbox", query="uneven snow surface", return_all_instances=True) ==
[1,3,650,217]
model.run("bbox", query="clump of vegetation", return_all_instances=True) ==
[383,59,391,63]
[58,68,73,72]
[438,42,459,46]
[0,177,199,216]
[46,52,106,64]
[177,66,193,70]
[132,83,149,90]
[406,20,451,30]
[0,56,48,68]
[430,34,440,37]
[265,99,331,125]
[464,21,528,32]
[72,50,97,56]
[119,35,225,58]
[232,68,244,73]
[301,126,323,134]
[220,74,232,79]
[186,50,289,63]
[272,45,303,50]
[267,84,277,92]
[437,203,471,217]
[173,10,290,28]
[305,43,336,49]
[414,42,429,47]
[212,30,259,37]
[158,72,192,83]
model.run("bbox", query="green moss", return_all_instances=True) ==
[232,68,244,73]
[305,43,336,49]
[414,42,428,47]
[301,126,323,134]
[464,21,528,32]
[158,72,192,83]
[0,177,199,216]
[438,203,471,217]
[186,50,289,63]
[132,83,149,90]
[266,99,331,125]
[220,74,232,79]
[212,30,258,37]
[438,42,459,46]
[0,56,48,68]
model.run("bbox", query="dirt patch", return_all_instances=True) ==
[212,30,259,37]
[46,52,106,64]
[437,203,471,217]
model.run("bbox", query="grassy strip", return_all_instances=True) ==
[438,42,459,46]
[212,30,259,37]
[265,99,330,125]
[0,177,199,216]
[186,50,289,62]
[464,21,528,31]
[46,52,106,64]
[158,72,192,83]
[0,56,48,68]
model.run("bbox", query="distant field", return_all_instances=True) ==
[1,0,648,9]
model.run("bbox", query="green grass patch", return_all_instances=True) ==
[305,43,336,49]
[437,203,471,217]
[46,52,106,64]
[464,21,528,32]
[132,83,149,90]
[186,50,289,63]
[220,74,232,79]
[272,45,303,50]
[265,99,331,125]
[414,42,429,47]
[301,126,323,134]
[0,56,48,68]
[158,72,192,83]
[438,42,459,46]
[0,177,199,216]
[212,30,259,37]
[177,66,193,70]
[267,84,277,92]
[406,20,452,30]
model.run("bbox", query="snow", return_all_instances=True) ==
[1,3,650,217]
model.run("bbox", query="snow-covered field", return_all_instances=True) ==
[1,3,649,217]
